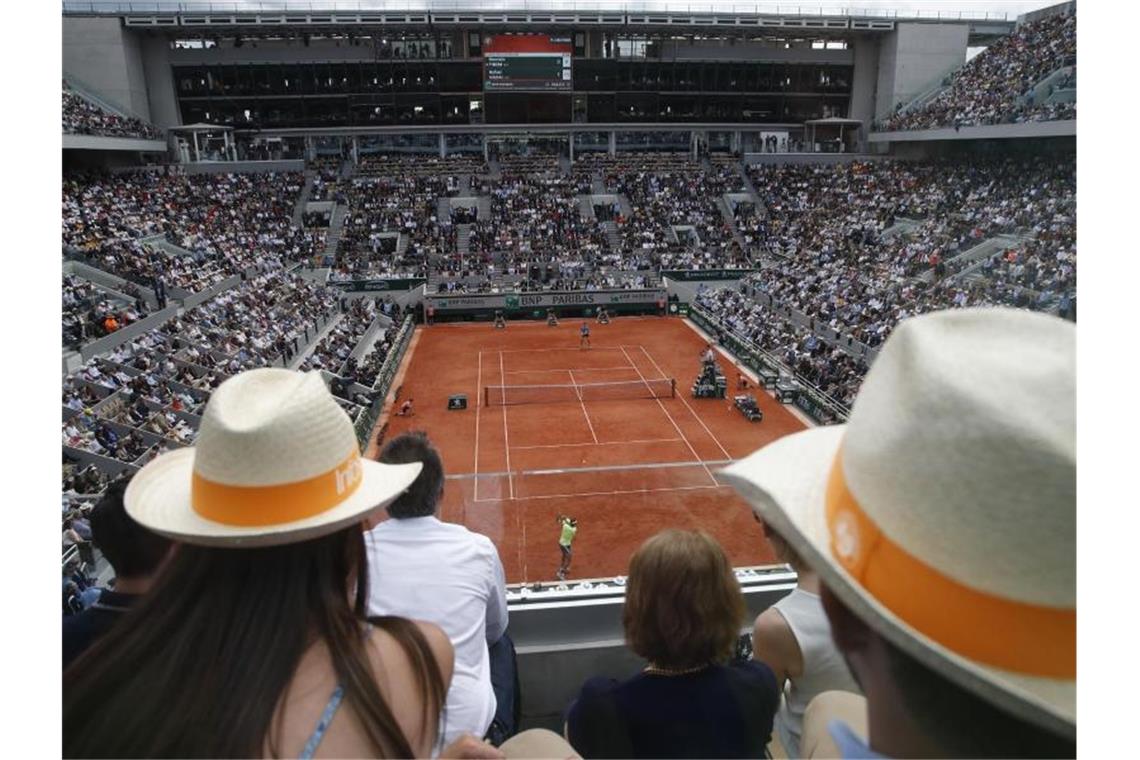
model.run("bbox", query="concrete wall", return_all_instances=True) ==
[62,135,166,153]
[874,23,967,120]
[848,35,880,149]
[63,17,152,120]
[870,119,1076,144]
[142,35,182,129]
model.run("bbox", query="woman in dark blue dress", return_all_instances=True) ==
[566,530,780,758]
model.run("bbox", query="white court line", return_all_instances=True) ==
[472,483,727,503]
[620,346,717,486]
[510,437,682,450]
[638,344,733,461]
[499,351,514,500]
[568,369,599,444]
[474,350,482,501]
[490,346,629,354]
[503,366,639,374]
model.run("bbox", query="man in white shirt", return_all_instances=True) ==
[365,432,512,747]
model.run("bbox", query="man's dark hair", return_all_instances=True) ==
[89,479,172,579]
[378,431,444,519]
[883,635,1076,758]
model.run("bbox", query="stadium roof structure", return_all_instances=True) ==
[61,0,1017,42]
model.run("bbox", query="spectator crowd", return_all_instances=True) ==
[879,11,1076,131]
[62,83,165,140]
[691,155,1074,410]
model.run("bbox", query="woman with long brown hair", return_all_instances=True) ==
[63,369,460,758]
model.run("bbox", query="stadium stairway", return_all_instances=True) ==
[616,193,634,219]
[475,195,492,220]
[603,220,621,251]
[1027,63,1076,107]
[457,224,472,257]
[323,203,349,262]
[717,196,750,251]
[292,170,316,229]
[736,165,768,219]
[915,233,1024,284]
[879,216,921,242]
[288,312,345,371]
[577,196,596,221]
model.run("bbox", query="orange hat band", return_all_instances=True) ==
[825,447,1075,679]
[192,450,363,527]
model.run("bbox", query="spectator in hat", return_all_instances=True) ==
[63,479,174,669]
[720,308,1076,758]
[63,369,461,758]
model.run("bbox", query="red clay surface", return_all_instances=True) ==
[375,316,809,584]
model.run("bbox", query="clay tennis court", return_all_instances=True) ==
[371,316,809,583]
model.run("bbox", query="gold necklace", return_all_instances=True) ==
[643,662,712,677]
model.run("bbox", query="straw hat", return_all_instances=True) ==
[125,368,421,547]
[718,308,1075,738]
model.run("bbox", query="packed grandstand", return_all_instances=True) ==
[61,1,1077,756]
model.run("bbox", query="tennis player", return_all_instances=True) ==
[396,398,415,417]
[556,514,578,580]
[579,321,591,350]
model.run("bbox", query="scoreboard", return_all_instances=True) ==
[484,34,572,92]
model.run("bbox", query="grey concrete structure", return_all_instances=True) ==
[873,23,969,122]
[62,17,152,120]
[870,119,1076,144]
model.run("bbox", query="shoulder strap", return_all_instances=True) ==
[298,684,345,760]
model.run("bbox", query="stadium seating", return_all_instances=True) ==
[62,82,165,140]
[879,11,1076,131]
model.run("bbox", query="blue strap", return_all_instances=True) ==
[299,684,345,760]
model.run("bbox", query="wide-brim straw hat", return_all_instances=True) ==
[718,307,1075,738]
[125,368,421,547]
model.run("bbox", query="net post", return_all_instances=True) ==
[670,378,676,398]
[484,385,489,406]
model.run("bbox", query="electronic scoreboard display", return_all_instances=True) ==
[484,34,572,92]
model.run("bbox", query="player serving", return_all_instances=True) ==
[579,321,591,350]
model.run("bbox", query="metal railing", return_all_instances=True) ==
[353,314,415,445]
[62,1,1008,21]
[688,303,850,423]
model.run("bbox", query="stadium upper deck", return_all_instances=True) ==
[64,0,1066,147]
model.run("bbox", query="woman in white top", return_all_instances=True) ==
[752,519,861,758]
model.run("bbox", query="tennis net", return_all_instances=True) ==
[484,378,676,406]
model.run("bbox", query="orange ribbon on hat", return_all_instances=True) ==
[825,448,1075,679]
[192,450,363,527]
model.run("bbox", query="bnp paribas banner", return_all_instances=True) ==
[426,289,667,312]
